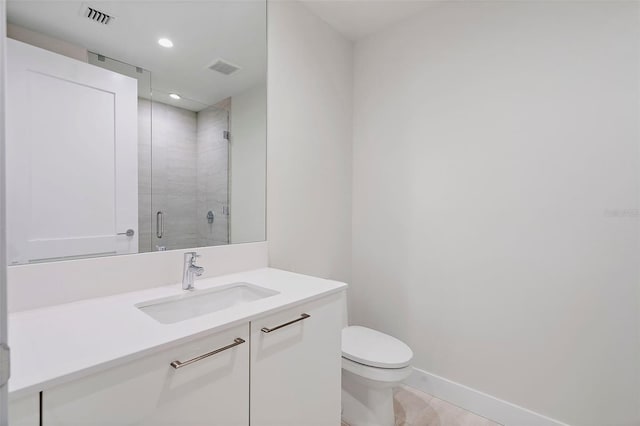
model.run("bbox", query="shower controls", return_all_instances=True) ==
[207,210,215,224]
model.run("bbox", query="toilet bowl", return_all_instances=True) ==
[341,326,413,426]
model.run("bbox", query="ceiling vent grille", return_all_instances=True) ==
[208,59,241,76]
[86,6,113,25]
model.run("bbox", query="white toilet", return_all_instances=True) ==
[341,326,413,426]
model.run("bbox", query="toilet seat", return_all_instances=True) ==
[342,326,413,369]
[342,357,413,384]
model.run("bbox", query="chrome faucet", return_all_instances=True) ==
[182,251,204,290]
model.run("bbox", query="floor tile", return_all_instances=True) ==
[343,385,501,426]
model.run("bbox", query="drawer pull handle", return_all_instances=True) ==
[261,313,311,333]
[170,338,245,369]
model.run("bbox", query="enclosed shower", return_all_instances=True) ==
[91,54,232,253]
[148,98,231,251]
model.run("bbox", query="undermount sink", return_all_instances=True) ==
[136,282,279,324]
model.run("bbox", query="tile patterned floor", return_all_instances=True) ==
[342,385,501,426]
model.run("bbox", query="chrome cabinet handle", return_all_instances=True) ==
[156,211,164,238]
[170,338,245,369]
[261,313,311,333]
[117,229,135,237]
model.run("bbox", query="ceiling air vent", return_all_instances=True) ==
[85,6,113,25]
[208,59,241,76]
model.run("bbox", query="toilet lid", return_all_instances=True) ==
[342,326,413,369]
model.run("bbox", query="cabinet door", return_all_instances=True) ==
[250,292,344,426]
[43,324,249,426]
[9,394,39,426]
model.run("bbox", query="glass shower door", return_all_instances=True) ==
[151,96,230,251]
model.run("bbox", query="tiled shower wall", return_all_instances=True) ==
[197,100,230,247]
[137,98,230,252]
[151,100,198,250]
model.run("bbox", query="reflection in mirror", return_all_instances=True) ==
[5,1,266,265]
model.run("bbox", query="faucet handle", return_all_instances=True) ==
[184,251,201,263]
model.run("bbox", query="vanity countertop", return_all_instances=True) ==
[8,267,347,398]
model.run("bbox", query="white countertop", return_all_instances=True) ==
[8,267,347,398]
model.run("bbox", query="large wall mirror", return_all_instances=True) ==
[5,1,266,265]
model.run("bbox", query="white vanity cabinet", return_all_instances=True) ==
[250,293,344,426]
[42,323,249,426]
[21,289,345,426]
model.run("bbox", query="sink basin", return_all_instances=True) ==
[136,282,279,324]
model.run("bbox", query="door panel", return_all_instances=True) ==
[0,2,8,424]
[6,39,138,264]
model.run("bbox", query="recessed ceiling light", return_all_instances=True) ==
[169,93,181,100]
[158,38,173,48]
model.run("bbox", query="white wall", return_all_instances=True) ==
[267,1,353,283]
[7,24,87,62]
[351,2,640,426]
[231,84,267,244]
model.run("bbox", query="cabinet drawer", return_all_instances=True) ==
[43,323,249,426]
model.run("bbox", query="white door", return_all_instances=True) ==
[6,39,138,264]
[42,324,249,426]
[250,293,344,426]
[0,3,9,425]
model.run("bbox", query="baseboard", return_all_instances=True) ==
[404,367,570,426]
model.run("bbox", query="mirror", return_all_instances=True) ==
[5,1,266,265]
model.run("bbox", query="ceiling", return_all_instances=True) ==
[301,0,437,41]
[7,0,267,111]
